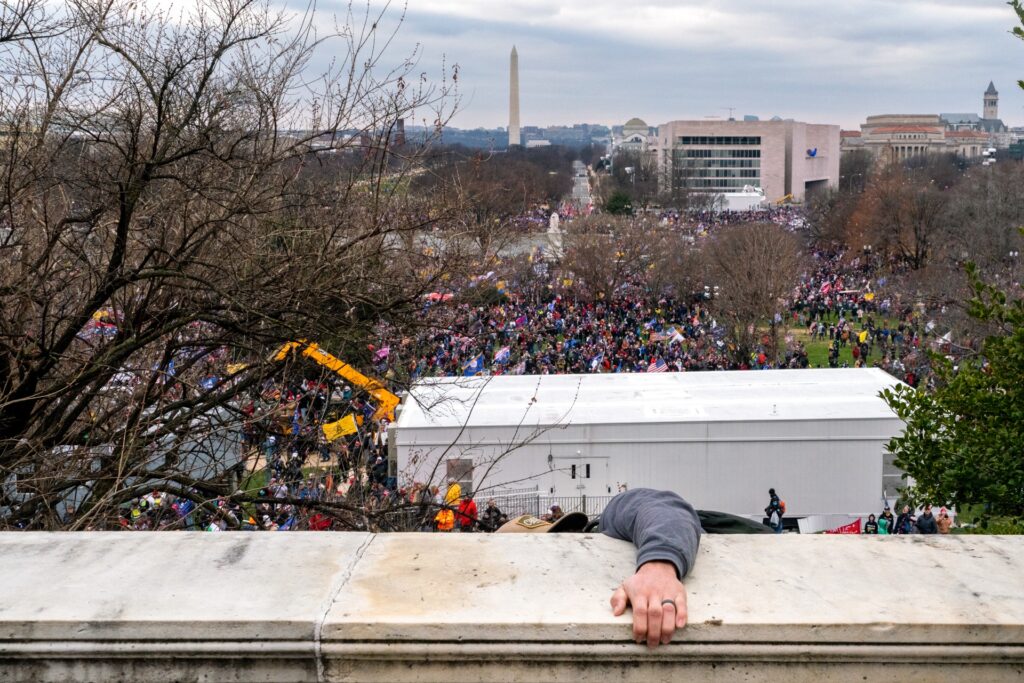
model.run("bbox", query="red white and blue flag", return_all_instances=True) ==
[647,358,668,373]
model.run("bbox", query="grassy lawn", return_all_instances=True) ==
[788,317,899,369]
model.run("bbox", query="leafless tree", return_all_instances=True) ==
[866,166,950,270]
[609,148,658,208]
[414,145,572,260]
[806,188,857,246]
[646,232,702,300]
[945,163,1024,276]
[560,216,656,299]
[703,223,802,362]
[0,0,462,529]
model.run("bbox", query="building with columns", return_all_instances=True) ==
[857,115,948,162]
[611,118,653,155]
[851,114,994,163]
[844,83,1008,161]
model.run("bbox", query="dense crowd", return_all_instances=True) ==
[656,206,808,234]
[371,240,936,388]
[113,205,950,532]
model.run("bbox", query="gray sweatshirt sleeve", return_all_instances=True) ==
[599,488,702,579]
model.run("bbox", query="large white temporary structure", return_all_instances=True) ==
[391,369,905,519]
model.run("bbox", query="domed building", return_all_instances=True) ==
[613,117,652,154]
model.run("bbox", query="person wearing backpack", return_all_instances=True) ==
[764,488,784,534]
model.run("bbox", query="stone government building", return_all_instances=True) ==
[841,82,1012,162]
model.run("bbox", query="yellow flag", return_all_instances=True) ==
[864,292,875,301]
[226,362,248,375]
[858,330,869,344]
[322,414,358,441]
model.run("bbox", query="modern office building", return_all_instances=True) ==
[652,119,839,203]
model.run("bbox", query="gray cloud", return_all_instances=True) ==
[303,0,1024,129]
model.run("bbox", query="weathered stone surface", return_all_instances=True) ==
[327,533,1024,644]
[322,533,634,642]
[1,532,1023,682]
[0,532,371,641]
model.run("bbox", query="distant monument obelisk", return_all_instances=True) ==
[508,46,520,148]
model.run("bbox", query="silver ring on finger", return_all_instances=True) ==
[661,599,676,611]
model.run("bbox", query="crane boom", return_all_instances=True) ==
[272,341,399,422]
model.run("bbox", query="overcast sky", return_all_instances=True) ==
[314,0,1024,130]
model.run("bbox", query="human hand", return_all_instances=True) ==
[610,560,687,648]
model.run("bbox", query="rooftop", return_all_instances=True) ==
[868,126,943,134]
[941,113,981,124]
[396,369,903,430]
[945,130,990,139]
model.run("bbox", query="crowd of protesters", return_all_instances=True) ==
[369,240,937,389]
[656,205,808,234]
[864,504,955,535]
[113,204,951,532]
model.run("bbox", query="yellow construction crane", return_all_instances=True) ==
[272,341,399,422]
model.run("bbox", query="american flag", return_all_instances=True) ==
[647,358,668,373]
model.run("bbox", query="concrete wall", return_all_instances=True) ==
[1,532,1022,682]
[798,124,841,199]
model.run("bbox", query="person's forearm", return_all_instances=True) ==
[600,488,701,579]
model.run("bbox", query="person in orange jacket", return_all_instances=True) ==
[434,482,460,531]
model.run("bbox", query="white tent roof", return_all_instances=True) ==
[396,369,903,430]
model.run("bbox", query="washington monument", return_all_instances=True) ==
[508,45,520,148]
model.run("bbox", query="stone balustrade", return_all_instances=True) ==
[1,532,1022,682]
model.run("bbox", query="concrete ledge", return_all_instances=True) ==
[1,533,1023,682]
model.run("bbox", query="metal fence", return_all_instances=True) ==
[541,495,614,517]
[482,490,615,520]
[484,490,541,519]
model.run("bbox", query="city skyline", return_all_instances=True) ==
[337,0,1024,130]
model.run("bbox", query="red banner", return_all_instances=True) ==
[824,519,862,534]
